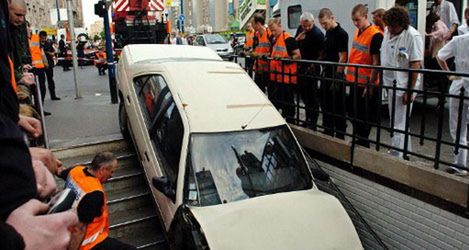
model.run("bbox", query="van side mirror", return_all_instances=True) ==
[152,176,176,201]
[310,168,330,182]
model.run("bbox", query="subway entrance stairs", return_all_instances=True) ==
[54,137,168,249]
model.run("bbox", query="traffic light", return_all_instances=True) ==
[95,0,106,17]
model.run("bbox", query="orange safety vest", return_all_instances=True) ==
[94,51,107,65]
[29,34,45,69]
[244,30,254,49]
[253,29,271,73]
[345,25,382,84]
[66,166,109,250]
[7,56,17,92]
[270,31,297,84]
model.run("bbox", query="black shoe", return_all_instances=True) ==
[51,96,61,101]
[44,111,51,116]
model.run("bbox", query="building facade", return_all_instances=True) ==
[26,0,52,33]
[50,0,84,28]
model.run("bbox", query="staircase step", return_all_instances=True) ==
[104,170,146,192]
[109,215,166,249]
[107,192,153,215]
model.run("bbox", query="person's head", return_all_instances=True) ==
[39,31,47,42]
[25,20,31,38]
[90,152,118,183]
[299,12,315,32]
[8,0,27,27]
[383,6,410,35]
[318,8,336,31]
[268,18,283,37]
[464,7,469,21]
[434,0,442,5]
[252,13,265,32]
[351,4,370,30]
[60,34,65,40]
[246,22,253,32]
[371,8,385,28]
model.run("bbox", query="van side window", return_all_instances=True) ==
[288,5,302,30]
[134,75,183,185]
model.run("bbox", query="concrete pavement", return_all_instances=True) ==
[44,66,120,148]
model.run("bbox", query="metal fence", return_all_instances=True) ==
[231,55,469,172]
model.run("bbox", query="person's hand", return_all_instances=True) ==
[18,115,42,138]
[18,72,35,86]
[22,64,33,72]
[296,32,306,41]
[29,147,63,175]
[362,86,374,97]
[402,92,415,105]
[444,31,453,40]
[32,160,57,198]
[6,199,78,250]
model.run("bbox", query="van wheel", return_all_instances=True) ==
[119,102,130,139]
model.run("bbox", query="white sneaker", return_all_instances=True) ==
[446,166,468,176]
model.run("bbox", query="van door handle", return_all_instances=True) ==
[144,151,150,162]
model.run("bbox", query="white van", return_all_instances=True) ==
[117,44,362,249]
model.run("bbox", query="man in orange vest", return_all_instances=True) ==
[251,14,271,94]
[243,22,255,77]
[371,8,386,33]
[345,4,383,147]
[94,48,107,75]
[268,18,301,123]
[63,152,136,250]
[29,31,48,104]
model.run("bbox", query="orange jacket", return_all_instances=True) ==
[244,30,254,48]
[253,29,271,73]
[270,31,297,84]
[345,25,382,84]
[7,56,17,92]
[67,166,109,250]
[29,34,45,69]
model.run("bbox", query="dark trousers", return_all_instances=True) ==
[91,237,137,250]
[45,67,57,99]
[254,72,269,93]
[271,82,296,123]
[320,71,347,139]
[33,68,46,102]
[245,57,254,78]
[298,65,320,130]
[349,85,379,147]
[60,52,70,70]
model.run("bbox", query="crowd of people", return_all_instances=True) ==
[241,2,469,174]
[1,0,138,249]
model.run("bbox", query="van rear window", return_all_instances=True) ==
[288,5,302,29]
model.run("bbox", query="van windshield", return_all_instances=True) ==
[184,125,312,207]
[205,34,226,44]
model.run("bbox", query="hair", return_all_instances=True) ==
[300,12,314,22]
[318,8,333,19]
[464,7,469,19]
[383,6,410,29]
[352,4,368,16]
[268,17,281,26]
[253,13,265,25]
[9,0,26,9]
[61,34,65,38]
[371,8,385,17]
[426,12,440,26]
[90,152,116,171]
[39,30,47,37]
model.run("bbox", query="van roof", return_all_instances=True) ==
[121,45,285,133]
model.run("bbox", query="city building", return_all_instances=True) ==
[50,0,84,28]
[89,20,104,39]
[26,0,52,33]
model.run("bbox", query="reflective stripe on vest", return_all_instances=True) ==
[29,34,45,69]
[66,166,109,250]
[254,29,271,73]
[345,25,382,84]
[245,31,254,48]
[7,56,17,92]
[269,31,297,84]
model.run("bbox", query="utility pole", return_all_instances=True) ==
[180,0,184,33]
[55,0,61,21]
[97,0,118,104]
[66,0,81,99]
[265,0,270,23]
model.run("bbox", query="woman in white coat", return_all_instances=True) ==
[437,28,469,175]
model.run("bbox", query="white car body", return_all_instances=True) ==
[117,44,362,249]
[193,34,233,59]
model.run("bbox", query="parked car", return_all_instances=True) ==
[117,44,362,250]
[193,33,234,60]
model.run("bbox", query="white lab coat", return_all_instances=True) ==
[458,22,468,36]
[433,0,460,30]
[437,33,469,167]
[381,26,424,157]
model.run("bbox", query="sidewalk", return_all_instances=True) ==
[44,66,120,148]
